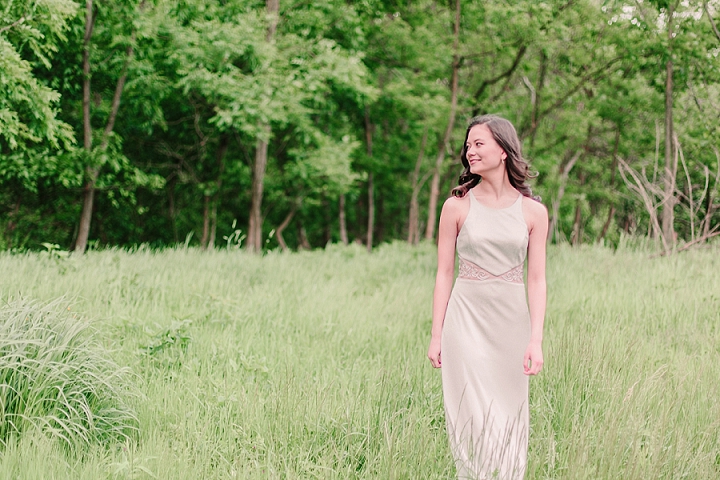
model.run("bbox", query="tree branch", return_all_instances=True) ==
[650,226,720,258]
[99,42,134,150]
[520,56,623,140]
[82,0,96,152]
[617,156,668,252]
[0,15,26,34]
[704,1,720,44]
[471,44,527,115]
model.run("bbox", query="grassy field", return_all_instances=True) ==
[0,241,719,479]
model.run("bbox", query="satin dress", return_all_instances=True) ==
[441,192,530,479]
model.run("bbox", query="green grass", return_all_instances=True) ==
[0,241,718,479]
[0,298,137,449]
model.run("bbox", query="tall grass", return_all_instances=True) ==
[0,298,137,449]
[0,242,718,478]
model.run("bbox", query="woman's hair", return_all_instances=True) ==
[451,115,536,199]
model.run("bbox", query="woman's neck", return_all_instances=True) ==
[475,173,514,200]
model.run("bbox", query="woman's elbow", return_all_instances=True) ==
[436,267,455,282]
[526,275,546,290]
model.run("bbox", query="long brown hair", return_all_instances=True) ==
[451,115,537,199]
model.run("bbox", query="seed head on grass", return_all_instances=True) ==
[0,298,138,450]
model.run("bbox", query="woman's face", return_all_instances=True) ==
[465,123,506,176]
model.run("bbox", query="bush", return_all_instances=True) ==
[0,298,137,449]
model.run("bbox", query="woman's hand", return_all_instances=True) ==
[523,340,543,375]
[428,337,442,368]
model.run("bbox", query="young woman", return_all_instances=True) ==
[427,115,548,479]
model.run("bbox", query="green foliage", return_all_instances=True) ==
[139,319,192,375]
[2,0,720,249]
[0,0,77,146]
[0,297,138,449]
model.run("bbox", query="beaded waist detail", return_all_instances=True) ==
[458,257,524,284]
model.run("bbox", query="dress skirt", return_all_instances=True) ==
[441,277,531,480]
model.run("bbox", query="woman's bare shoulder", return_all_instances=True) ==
[522,196,548,218]
[522,196,548,235]
[442,194,470,216]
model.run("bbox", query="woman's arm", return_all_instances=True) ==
[428,198,462,368]
[523,199,548,375]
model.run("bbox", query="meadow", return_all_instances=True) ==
[0,241,719,479]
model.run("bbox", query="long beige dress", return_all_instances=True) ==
[441,192,530,480]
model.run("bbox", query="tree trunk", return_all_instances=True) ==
[247,0,279,253]
[700,201,718,240]
[207,134,229,250]
[74,0,95,254]
[275,201,299,252]
[661,5,676,249]
[597,128,620,244]
[266,0,279,41]
[81,0,94,155]
[201,194,210,250]
[571,201,582,246]
[321,195,331,246]
[5,195,21,250]
[408,126,429,245]
[74,4,133,254]
[530,51,547,148]
[610,127,620,187]
[339,194,348,245]
[408,191,420,245]
[298,224,310,250]
[248,132,269,252]
[365,110,375,252]
[76,171,98,253]
[367,172,374,252]
[598,206,616,243]
[375,195,385,244]
[701,150,719,238]
[209,201,217,249]
[168,176,178,243]
[548,150,581,242]
[425,0,461,242]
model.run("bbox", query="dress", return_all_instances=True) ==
[441,192,530,480]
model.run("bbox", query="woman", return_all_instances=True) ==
[427,115,547,479]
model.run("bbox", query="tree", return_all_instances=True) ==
[0,0,76,186]
[425,0,461,242]
[73,0,150,253]
[247,0,279,253]
[3,0,720,251]
[1,0,78,249]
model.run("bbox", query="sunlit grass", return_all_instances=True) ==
[0,241,718,478]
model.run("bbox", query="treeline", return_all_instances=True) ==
[2,0,720,252]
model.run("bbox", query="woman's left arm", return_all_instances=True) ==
[524,199,549,376]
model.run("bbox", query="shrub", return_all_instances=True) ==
[0,298,137,449]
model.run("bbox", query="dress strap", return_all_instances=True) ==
[511,193,524,212]
[467,190,479,207]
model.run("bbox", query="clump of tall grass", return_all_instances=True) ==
[0,298,137,449]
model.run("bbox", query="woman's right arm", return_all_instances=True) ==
[428,198,460,368]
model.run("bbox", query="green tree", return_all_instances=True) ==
[1,0,78,249]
